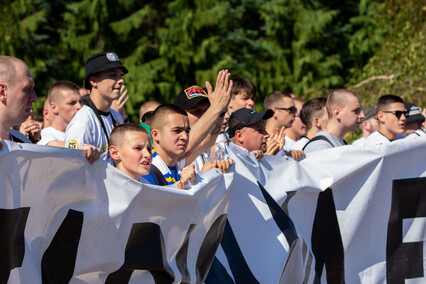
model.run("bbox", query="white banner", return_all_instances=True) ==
[0,141,233,284]
[207,136,426,283]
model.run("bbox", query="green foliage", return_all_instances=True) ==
[0,0,423,125]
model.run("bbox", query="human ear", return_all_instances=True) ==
[50,102,59,114]
[89,76,97,89]
[313,117,320,128]
[235,130,244,144]
[334,108,341,119]
[0,83,7,103]
[151,129,160,144]
[109,145,120,161]
[377,111,385,123]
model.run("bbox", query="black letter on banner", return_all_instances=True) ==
[386,177,426,283]
[205,219,260,284]
[176,224,196,284]
[0,207,30,284]
[105,223,175,284]
[258,182,298,245]
[311,188,345,284]
[41,209,83,284]
[195,214,228,283]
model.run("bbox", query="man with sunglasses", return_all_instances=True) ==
[303,89,364,153]
[283,97,307,151]
[364,94,406,147]
[264,91,296,135]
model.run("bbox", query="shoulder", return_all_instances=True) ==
[110,109,124,124]
[292,137,309,151]
[38,127,65,145]
[303,132,334,153]
[364,131,390,147]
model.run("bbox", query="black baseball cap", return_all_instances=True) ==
[84,52,128,89]
[174,86,209,110]
[227,108,273,138]
[404,102,425,123]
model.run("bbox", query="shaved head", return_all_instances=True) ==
[326,89,358,118]
[48,81,81,104]
[139,100,161,122]
[0,56,25,88]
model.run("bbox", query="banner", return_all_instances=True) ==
[0,141,233,284]
[207,136,426,283]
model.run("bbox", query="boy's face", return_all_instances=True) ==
[54,90,82,124]
[115,131,152,180]
[378,102,406,138]
[338,95,364,132]
[273,96,295,128]
[228,91,255,114]
[91,67,125,102]
[153,113,190,161]
[291,100,307,137]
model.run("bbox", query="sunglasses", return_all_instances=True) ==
[275,106,297,114]
[382,110,408,119]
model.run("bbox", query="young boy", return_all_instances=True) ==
[364,94,406,147]
[141,104,196,189]
[109,123,152,180]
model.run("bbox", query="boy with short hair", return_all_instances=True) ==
[65,52,127,164]
[227,77,257,114]
[142,104,196,189]
[364,94,406,147]
[109,123,152,180]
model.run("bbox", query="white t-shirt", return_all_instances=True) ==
[9,129,31,143]
[407,129,426,139]
[363,131,391,148]
[292,136,310,151]
[283,136,296,152]
[38,127,65,145]
[303,131,345,153]
[65,105,123,164]
[352,137,366,148]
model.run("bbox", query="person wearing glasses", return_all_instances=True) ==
[263,91,296,155]
[352,106,380,147]
[264,91,296,135]
[364,94,407,148]
[303,89,364,153]
[283,97,307,151]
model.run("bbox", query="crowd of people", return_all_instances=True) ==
[1,52,425,189]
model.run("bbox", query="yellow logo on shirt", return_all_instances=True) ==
[67,140,79,149]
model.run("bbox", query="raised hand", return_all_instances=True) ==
[111,85,129,121]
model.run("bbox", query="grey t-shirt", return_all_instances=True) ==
[303,131,345,153]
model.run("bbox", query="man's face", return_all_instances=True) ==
[228,91,255,114]
[7,62,37,125]
[240,120,269,152]
[55,90,81,125]
[91,68,124,101]
[378,102,406,137]
[154,113,190,161]
[291,100,307,137]
[116,131,152,179]
[186,100,210,126]
[273,97,296,128]
[339,96,364,132]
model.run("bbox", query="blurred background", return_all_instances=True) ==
[2,0,424,126]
